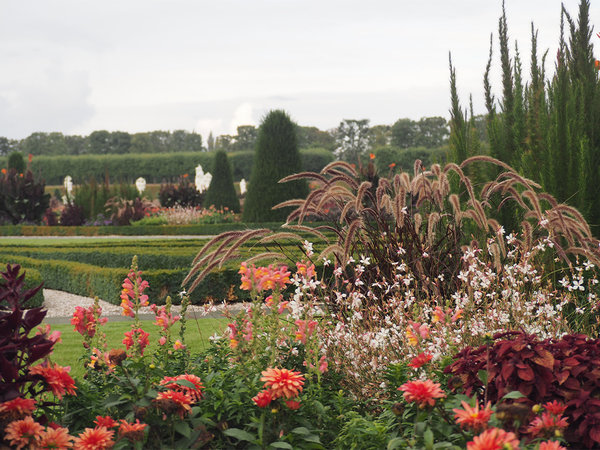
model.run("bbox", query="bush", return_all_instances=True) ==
[159,175,205,208]
[243,110,308,222]
[203,151,240,213]
[0,169,50,225]
[105,197,150,226]
[59,202,86,226]
[7,151,26,173]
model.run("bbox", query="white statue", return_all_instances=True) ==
[195,164,212,193]
[135,177,146,195]
[63,176,73,195]
[240,178,247,195]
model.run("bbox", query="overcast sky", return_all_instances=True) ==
[0,0,596,140]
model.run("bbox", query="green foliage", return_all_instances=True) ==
[243,110,308,222]
[203,151,240,213]
[0,169,50,225]
[7,151,25,173]
[372,146,448,173]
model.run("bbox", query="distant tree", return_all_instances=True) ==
[369,125,391,148]
[204,150,240,212]
[110,131,131,154]
[88,130,111,154]
[296,126,336,151]
[390,118,418,148]
[183,131,203,152]
[415,117,449,147]
[334,119,371,162]
[207,132,215,152]
[215,135,233,152]
[0,137,12,156]
[234,125,258,151]
[65,135,86,155]
[243,110,307,222]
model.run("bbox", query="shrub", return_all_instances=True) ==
[444,331,600,448]
[7,151,25,173]
[105,197,150,226]
[72,177,112,220]
[243,110,308,222]
[159,175,204,208]
[203,151,240,213]
[0,169,50,225]
[59,202,86,226]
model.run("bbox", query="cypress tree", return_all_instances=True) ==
[242,110,308,222]
[203,150,240,213]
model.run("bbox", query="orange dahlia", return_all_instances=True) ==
[408,352,433,369]
[72,426,115,450]
[30,363,77,399]
[159,374,204,402]
[398,379,446,408]
[155,390,192,418]
[467,427,520,450]
[118,419,147,442]
[0,397,36,419]
[252,390,273,408]
[453,400,493,432]
[538,441,566,450]
[4,416,44,449]
[94,416,118,429]
[38,426,74,449]
[527,412,568,438]
[260,368,305,399]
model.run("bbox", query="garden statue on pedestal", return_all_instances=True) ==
[135,177,146,195]
[240,178,247,196]
[195,164,212,193]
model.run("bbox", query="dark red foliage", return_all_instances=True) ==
[0,264,54,403]
[444,331,600,448]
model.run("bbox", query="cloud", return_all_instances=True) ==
[229,102,255,134]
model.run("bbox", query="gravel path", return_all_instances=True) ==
[42,289,246,321]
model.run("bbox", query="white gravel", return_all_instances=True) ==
[42,289,248,319]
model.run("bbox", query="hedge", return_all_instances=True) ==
[0,264,45,308]
[26,148,334,185]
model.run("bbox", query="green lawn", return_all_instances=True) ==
[46,318,228,379]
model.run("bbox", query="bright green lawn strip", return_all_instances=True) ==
[47,318,227,380]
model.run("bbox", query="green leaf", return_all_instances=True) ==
[477,369,488,385]
[174,421,191,438]
[501,391,525,400]
[424,428,434,450]
[387,437,404,450]
[291,427,310,435]
[270,442,293,449]
[223,428,256,442]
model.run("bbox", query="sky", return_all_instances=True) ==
[0,0,596,141]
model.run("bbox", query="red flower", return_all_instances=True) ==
[0,397,36,419]
[1,168,6,174]
[94,416,118,429]
[118,419,147,442]
[155,390,192,418]
[4,416,44,449]
[285,400,301,410]
[453,400,493,432]
[527,412,568,438]
[73,426,115,450]
[369,153,376,160]
[253,390,272,408]
[543,400,567,416]
[538,441,566,450]
[159,374,204,402]
[398,379,446,408]
[467,427,520,450]
[122,328,150,355]
[389,162,396,168]
[408,352,433,369]
[30,363,77,399]
[261,368,305,399]
[39,426,74,449]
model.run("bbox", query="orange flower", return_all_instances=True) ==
[94,416,118,429]
[1,168,6,174]
[538,441,566,450]
[73,426,115,450]
[155,390,192,418]
[527,412,568,438]
[30,363,77,399]
[252,389,272,408]
[4,416,44,449]
[595,60,600,70]
[39,426,74,449]
[285,400,301,410]
[118,419,147,442]
[388,162,396,168]
[543,400,567,416]
[260,368,305,399]
[467,427,520,450]
[398,379,446,408]
[408,352,433,369]
[183,173,188,178]
[369,153,375,160]
[453,400,493,432]
[159,374,204,402]
[0,397,36,419]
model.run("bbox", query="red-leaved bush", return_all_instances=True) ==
[444,331,600,448]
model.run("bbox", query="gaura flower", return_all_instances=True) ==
[4,416,44,449]
[160,374,204,402]
[466,427,520,450]
[398,379,446,408]
[453,400,493,432]
[252,390,272,408]
[72,426,115,450]
[0,397,36,419]
[261,368,305,399]
[38,426,74,449]
[29,363,77,399]
[118,419,147,442]
[408,352,433,369]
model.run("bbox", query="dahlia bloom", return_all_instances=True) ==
[260,368,305,399]
[30,363,77,399]
[160,374,204,402]
[94,416,118,429]
[538,441,566,450]
[453,400,493,432]
[527,412,568,438]
[285,400,301,410]
[155,390,192,418]
[0,397,36,419]
[467,427,520,450]
[73,426,115,450]
[408,352,433,369]
[398,379,446,408]
[543,401,567,416]
[253,390,273,408]
[38,426,74,449]
[4,416,44,449]
[118,419,147,442]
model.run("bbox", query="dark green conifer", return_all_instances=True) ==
[204,150,240,213]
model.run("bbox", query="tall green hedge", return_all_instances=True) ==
[203,151,240,213]
[16,149,334,186]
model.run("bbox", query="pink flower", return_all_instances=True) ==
[122,328,150,355]
[467,428,520,450]
[538,441,566,450]
[158,336,167,346]
[318,355,328,374]
[173,340,186,350]
[398,379,445,408]
[453,401,493,432]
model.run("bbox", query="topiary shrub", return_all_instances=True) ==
[203,151,240,213]
[159,175,205,208]
[7,151,25,173]
[242,110,308,222]
[0,169,50,225]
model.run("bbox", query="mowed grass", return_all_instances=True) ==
[46,318,228,379]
